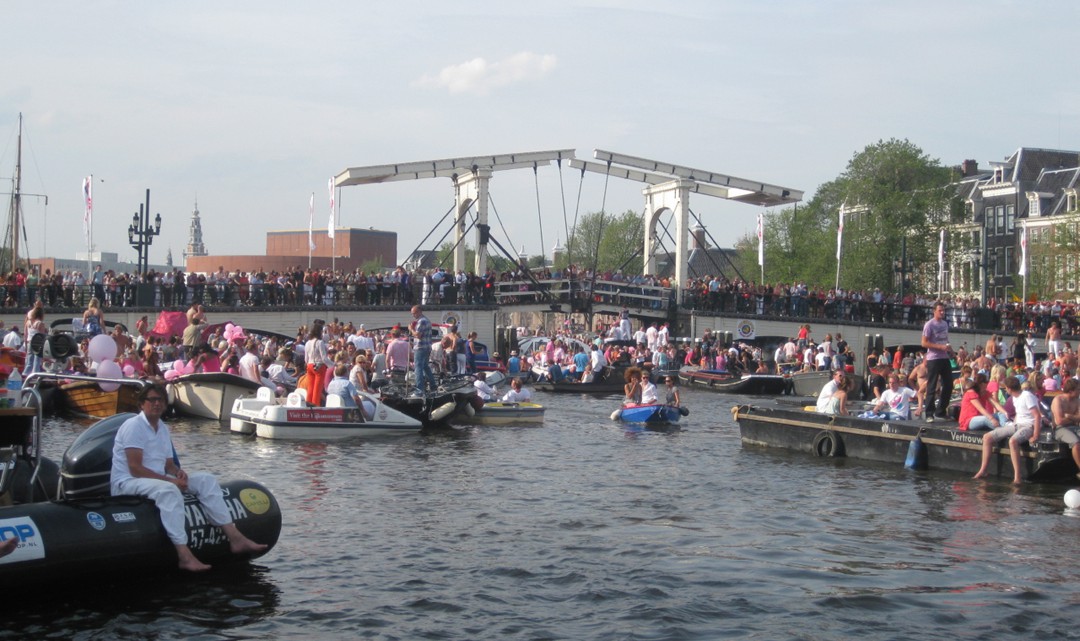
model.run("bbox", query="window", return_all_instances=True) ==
[996,206,1005,235]
[1067,190,1077,212]
[984,207,994,230]
[1069,255,1077,292]
[1006,205,1015,231]
[1005,246,1013,276]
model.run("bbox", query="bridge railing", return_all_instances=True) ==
[493,279,673,311]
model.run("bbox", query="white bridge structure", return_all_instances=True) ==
[335,149,801,307]
[570,150,802,303]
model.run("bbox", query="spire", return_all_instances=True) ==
[183,199,208,260]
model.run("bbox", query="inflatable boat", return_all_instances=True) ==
[0,389,281,587]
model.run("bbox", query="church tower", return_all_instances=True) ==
[183,200,208,261]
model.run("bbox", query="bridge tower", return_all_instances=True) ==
[570,150,802,303]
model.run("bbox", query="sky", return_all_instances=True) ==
[2,0,1077,271]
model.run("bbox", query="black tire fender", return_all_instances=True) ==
[812,430,844,458]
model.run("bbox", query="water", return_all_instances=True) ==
[6,387,1080,640]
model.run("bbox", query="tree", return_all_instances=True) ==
[566,210,645,274]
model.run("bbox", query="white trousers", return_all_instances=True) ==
[113,472,232,545]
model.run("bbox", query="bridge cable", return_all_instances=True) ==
[689,207,746,282]
[566,165,586,266]
[435,214,478,269]
[533,163,545,264]
[405,201,462,266]
[557,158,570,260]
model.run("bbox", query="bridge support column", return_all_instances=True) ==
[454,169,493,276]
[643,179,693,304]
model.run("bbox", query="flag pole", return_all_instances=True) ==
[308,192,314,269]
[1019,222,1028,318]
[937,229,945,300]
[756,211,764,284]
[834,208,843,292]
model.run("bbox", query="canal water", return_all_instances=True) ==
[7,386,1079,640]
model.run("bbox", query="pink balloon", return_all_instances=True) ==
[88,335,118,364]
[164,369,180,381]
[183,362,195,375]
[97,360,122,392]
[123,364,136,377]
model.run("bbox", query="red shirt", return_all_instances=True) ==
[958,388,992,431]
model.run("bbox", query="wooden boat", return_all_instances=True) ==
[788,370,864,398]
[230,387,422,439]
[613,403,683,424]
[732,403,1078,482]
[56,375,146,418]
[169,371,264,420]
[679,368,788,395]
[455,401,546,426]
[533,365,629,395]
[374,373,479,427]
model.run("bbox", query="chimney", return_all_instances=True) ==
[961,159,979,177]
[691,225,708,249]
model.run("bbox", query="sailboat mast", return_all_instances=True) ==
[8,113,23,273]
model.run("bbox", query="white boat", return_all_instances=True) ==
[170,372,264,420]
[456,401,546,426]
[230,387,422,439]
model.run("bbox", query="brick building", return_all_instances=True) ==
[185,227,397,274]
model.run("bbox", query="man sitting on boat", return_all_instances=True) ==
[327,363,376,419]
[973,376,1042,484]
[815,370,846,413]
[473,371,499,401]
[111,384,268,572]
[1051,378,1080,479]
[872,373,918,420]
[500,377,532,403]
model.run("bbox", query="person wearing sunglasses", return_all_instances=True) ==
[111,384,268,572]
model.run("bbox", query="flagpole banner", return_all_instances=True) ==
[938,229,945,270]
[308,193,316,251]
[327,178,336,240]
[82,176,93,247]
[1018,223,1028,277]
[836,209,844,260]
[756,212,764,267]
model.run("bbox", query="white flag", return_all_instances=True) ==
[756,212,764,267]
[1018,223,1028,277]
[308,192,316,251]
[938,229,945,272]
[835,209,844,260]
[82,176,93,247]
[327,178,336,240]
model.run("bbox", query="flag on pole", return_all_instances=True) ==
[938,229,945,272]
[327,178,336,240]
[308,192,316,251]
[82,176,93,247]
[756,212,764,267]
[835,209,844,260]
[1018,222,1028,277]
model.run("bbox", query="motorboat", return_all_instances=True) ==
[455,401,546,426]
[0,390,280,588]
[678,367,788,395]
[612,403,684,424]
[230,387,423,439]
[169,371,264,420]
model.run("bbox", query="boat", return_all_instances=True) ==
[732,403,1079,482]
[455,401,546,426]
[0,389,281,588]
[612,403,684,424]
[170,371,264,420]
[679,367,788,395]
[787,370,864,398]
[230,387,423,439]
[375,372,478,427]
[56,375,147,418]
[532,364,630,395]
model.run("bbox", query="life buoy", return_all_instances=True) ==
[812,430,843,457]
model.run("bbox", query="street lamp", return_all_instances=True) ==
[127,188,161,276]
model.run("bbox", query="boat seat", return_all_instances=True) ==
[285,392,305,407]
[325,395,343,408]
[256,387,274,402]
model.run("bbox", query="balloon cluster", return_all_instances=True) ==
[163,359,196,381]
[223,323,246,344]
[87,335,122,392]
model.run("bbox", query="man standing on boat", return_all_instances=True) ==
[409,305,435,396]
[111,384,267,572]
[921,301,953,423]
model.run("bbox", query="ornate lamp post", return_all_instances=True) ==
[127,188,161,275]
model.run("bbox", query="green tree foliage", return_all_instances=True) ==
[735,138,953,292]
[566,210,645,274]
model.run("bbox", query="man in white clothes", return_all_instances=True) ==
[973,376,1042,484]
[816,370,845,413]
[473,371,498,402]
[500,377,533,403]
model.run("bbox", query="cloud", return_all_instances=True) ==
[415,52,557,95]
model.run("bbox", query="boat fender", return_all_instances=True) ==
[431,401,457,422]
[812,430,844,457]
[462,402,476,417]
[904,435,928,470]
[166,383,176,407]
[610,409,623,421]
[678,406,690,417]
